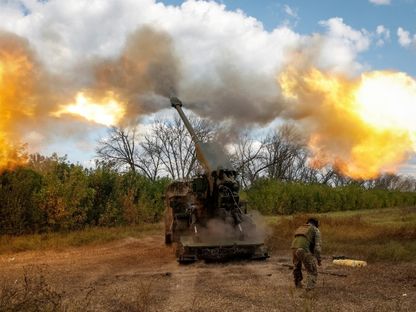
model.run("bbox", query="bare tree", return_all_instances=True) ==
[96,127,138,172]
[136,134,163,180]
[96,126,161,179]
[231,131,265,188]
[364,173,416,191]
[230,125,311,187]
[261,125,306,181]
[149,115,215,179]
[98,119,406,188]
[96,113,215,180]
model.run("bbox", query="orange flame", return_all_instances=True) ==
[279,68,416,179]
[0,52,33,171]
[0,137,28,173]
[0,42,126,173]
[53,92,126,127]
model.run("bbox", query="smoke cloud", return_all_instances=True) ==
[0,1,373,129]
[85,26,181,120]
[1,0,413,177]
[198,212,269,243]
[0,26,180,145]
[0,31,58,144]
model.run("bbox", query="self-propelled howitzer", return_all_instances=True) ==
[165,97,269,263]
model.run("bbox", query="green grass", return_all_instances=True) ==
[2,207,415,262]
[266,207,416,262]
[0,223,162,254]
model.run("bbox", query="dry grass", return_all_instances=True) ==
[0,266,63,312]
[0,265,161,312]
[1,228,414,311]
[2,207,414,263]
[98,278,159,312]
[0,223,162,255]
[0,265,95,312]
[266,207,416,262]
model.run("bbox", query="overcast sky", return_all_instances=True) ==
[1,0,415,174]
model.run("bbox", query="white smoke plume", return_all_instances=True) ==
[2,0,393,174]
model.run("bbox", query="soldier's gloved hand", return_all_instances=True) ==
[317,259,322,266]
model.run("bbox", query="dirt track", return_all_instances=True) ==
[1,235,415,311]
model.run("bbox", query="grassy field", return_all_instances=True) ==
[1,207,415,263]
[0,223,162,254]
[0,207,415,311]
[266,206,416,262]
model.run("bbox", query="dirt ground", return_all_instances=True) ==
[0,235,415,312]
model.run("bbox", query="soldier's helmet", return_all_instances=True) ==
[307,217,319,228]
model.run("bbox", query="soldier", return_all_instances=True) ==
[291,218,322,290]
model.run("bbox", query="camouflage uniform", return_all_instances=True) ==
[291,223,321,290]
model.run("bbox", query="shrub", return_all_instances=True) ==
[0,168,44,235]
[247,179,416,215]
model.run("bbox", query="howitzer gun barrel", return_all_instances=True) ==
[170,97,199,144]
[170,97,212,174]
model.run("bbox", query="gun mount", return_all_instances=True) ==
[165,97,269,263]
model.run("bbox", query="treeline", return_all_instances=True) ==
[2,153,416,236]
[3,112,416,236]
[0,154,169,235]
[246,179,416,215]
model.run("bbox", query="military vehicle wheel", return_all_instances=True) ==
[176,242,197,264]
[165,233,172,245]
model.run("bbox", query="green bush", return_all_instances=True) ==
[29,157,95,232]
[0,168,43,234]
[0,156,170,235]
[2,155,415,236]
[247,179,416,215]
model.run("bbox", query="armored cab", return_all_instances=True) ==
[164,97,269,263]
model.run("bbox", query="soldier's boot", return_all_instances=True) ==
[305,273,317,291]
[293,265,303,289]
[294,275,303,288]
